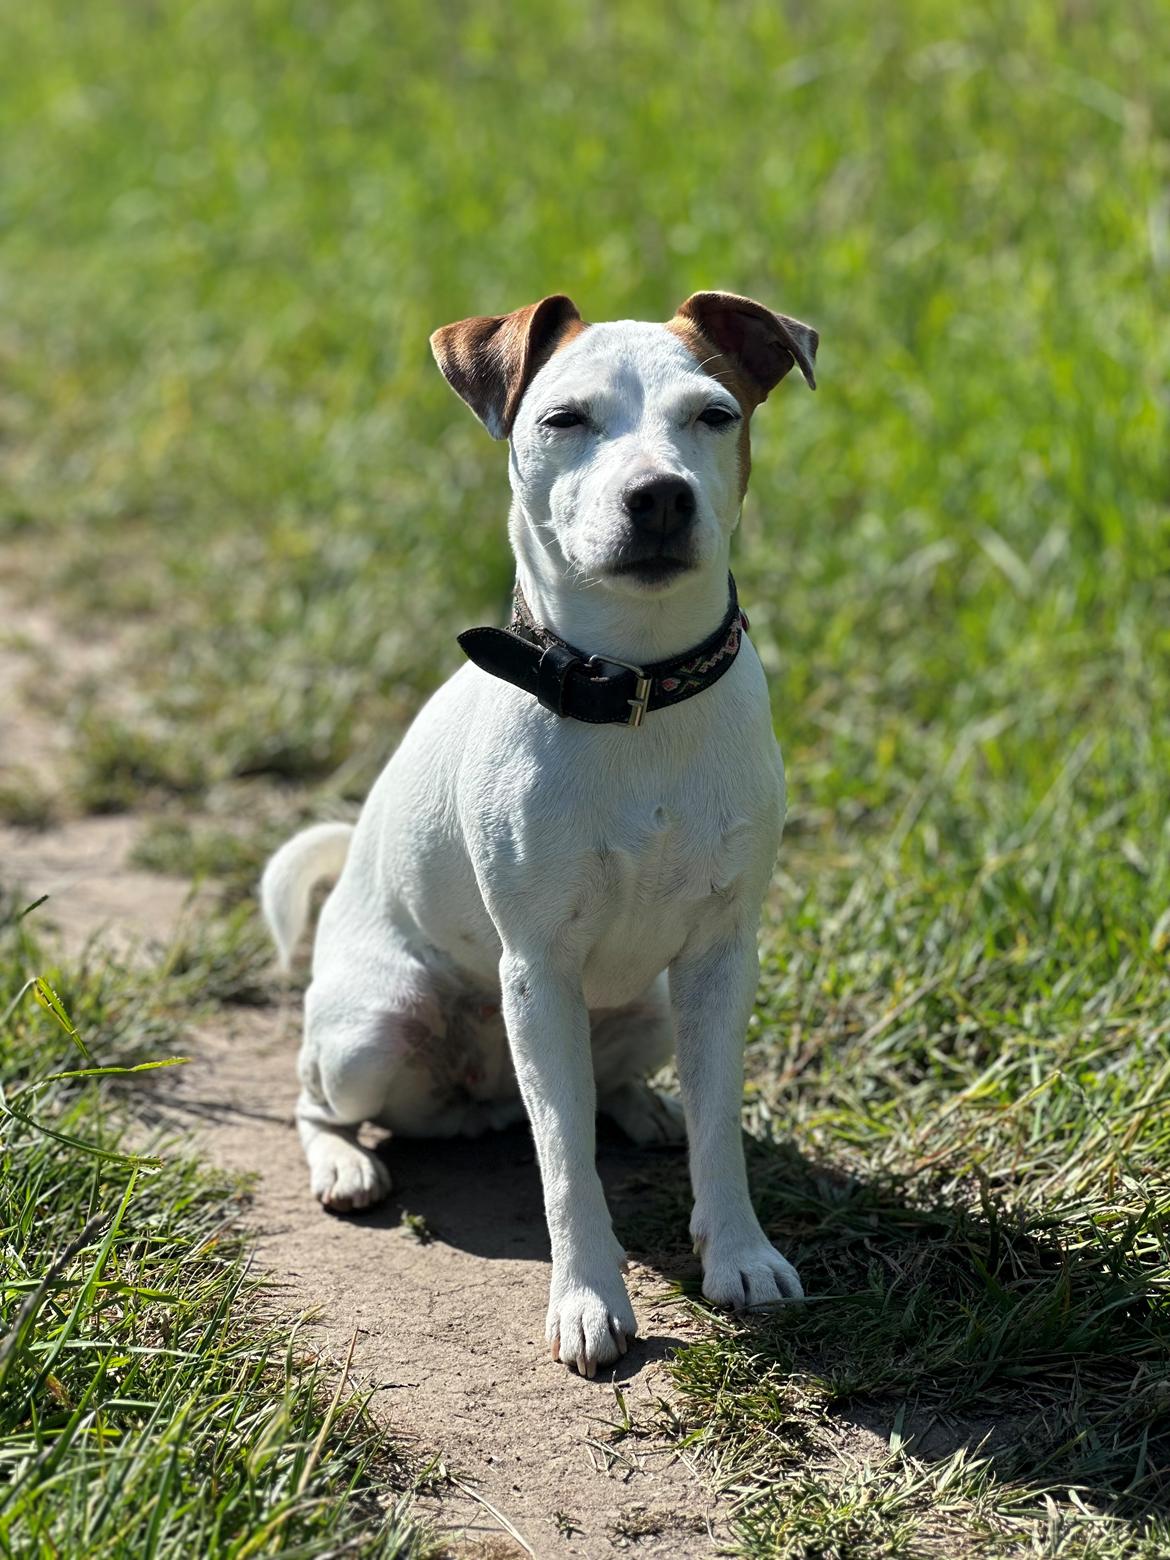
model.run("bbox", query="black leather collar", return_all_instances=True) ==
[457,574,747,728]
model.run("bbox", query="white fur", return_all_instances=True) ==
[262,319,803,1375]
[259,821,354,971]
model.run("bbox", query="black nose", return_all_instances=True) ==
[622,475,697,541]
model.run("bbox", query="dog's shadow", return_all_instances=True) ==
[147,1050,1168,1520]
[362,1123,695,1376]
[367,1124,549,1261]
[361,1123,695,1379]
[366,1120,687,1266]
[365,1122,1170,1520]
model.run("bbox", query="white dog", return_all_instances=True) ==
[261,291,818,1376]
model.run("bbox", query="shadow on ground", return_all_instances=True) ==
[151,1047,1170,1524]
[366,1124,696,1377]
[633,1132,1170,1523]
[368,1121,692,1264]
[360,1119,1169,1519]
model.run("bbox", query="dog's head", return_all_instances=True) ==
[431,293,817,597]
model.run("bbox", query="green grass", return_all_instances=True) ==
[0,778,55,831]
[1,0,1169,1554]
[0,898,432,1557]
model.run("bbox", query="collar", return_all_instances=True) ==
[457,574,748,728]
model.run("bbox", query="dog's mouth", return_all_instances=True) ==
[606,553,695,589]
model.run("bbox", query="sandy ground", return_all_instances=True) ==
[0,586,727,1558]
[158,1007,722,1557]
[0,583,196,956]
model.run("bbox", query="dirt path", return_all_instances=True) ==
[160,1007,720,1557]
[0,589,727,1558]
[0,580,196,956]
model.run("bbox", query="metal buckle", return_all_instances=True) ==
[587,655,652,728]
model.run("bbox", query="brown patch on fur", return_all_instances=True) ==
[673,291,817,395]
[666,315,759,496]
[669,292,819,497]
[431,295,587,439]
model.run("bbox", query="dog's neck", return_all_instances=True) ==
[509,508,735,666]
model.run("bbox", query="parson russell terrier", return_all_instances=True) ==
[261,291,818,1376]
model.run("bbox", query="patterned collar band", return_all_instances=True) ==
[457,574,748,729]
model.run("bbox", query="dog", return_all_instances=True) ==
[260,291,818,1376]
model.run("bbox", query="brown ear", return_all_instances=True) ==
[430,295,587,439]
[672,291,818,402]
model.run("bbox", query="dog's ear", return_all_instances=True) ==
[430,295,587,439]
[672,291,818,401]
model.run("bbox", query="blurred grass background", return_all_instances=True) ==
[2,1,1170,1554]
[3,1,1168,828]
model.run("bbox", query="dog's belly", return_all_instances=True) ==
[370,983,665,1136]
[372,988,520,1137]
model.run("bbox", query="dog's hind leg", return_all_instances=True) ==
[296,974,435,1213]
[600,1080,686,1146]
[593,974,686,1146]
[297,1091,391,1213]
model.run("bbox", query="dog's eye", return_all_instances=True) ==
[697,406,740,429]
[541,409,586,429]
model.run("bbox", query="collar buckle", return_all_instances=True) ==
[587,655,651,728]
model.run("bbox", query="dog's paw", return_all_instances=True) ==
[546,1270,637,1378]
[600,1081,687,1146]
[701,1239,803,1310]
[308,1134,391,1214]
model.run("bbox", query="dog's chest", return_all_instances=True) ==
[610,798,752,902]
[575,799,760,1000]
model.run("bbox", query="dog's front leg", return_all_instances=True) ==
[500,951,635,1376]
[671,930,804,1308]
